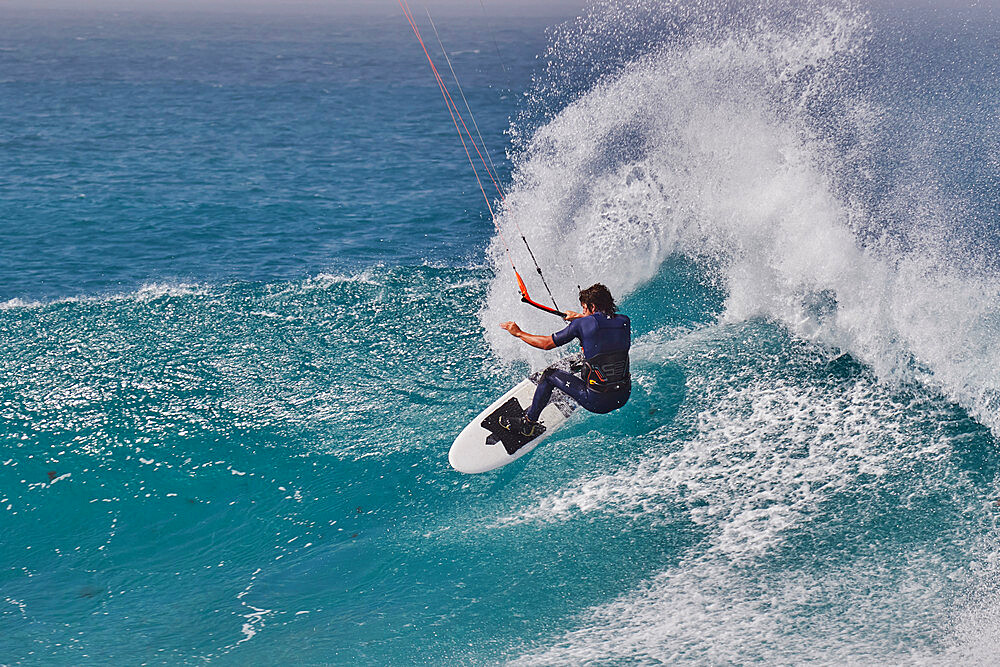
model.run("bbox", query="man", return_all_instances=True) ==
[499,283,631,439]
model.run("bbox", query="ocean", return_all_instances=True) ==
[2,0,1000,663]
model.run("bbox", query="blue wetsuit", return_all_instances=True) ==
[525,312,631,422]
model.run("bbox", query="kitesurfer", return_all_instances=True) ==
[499,283,631,438]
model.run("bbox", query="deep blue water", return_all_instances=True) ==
[0,8,546,301]
[3,2,1000,664]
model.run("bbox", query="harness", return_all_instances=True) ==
[582,349,631,393]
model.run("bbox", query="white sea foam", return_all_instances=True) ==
[940,568,1000,664]
[306,270,380,288]
[508,548,980,665]
[499,329,990,661]
[0,297,43,310]
[481,0,1000,441]
[0,282,205,309]
[497,363,949,558]
[125,282,205,302]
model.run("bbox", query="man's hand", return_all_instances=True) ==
[563,310,585,321]
[500,321,523,337]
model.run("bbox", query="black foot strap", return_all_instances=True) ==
[481,397,538,456]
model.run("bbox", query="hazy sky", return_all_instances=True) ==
[2,0,996,18]
[0,0,591,17]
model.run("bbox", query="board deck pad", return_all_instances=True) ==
[480,397,537,455]
[449,354,583,473]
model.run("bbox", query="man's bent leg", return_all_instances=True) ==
[525,370,557,422]
[526,369,589,422]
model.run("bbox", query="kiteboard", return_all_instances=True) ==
[449,355,581,474]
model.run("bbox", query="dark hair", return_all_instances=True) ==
[579,283,617,316]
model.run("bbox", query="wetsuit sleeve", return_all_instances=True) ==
[551,319,581,348]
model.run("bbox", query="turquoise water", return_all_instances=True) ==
[4,1,1000,664]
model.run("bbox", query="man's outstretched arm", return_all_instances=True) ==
[500,322,556,350]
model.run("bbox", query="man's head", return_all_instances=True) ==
[578,283,617,316]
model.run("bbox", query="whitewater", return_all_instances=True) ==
[2,0,1000,664]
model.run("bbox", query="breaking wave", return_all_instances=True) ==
[482,0,1000,438]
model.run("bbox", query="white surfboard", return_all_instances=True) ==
[449,355,581,474]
